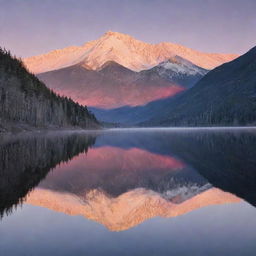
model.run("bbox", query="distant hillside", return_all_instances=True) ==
[38,57,207,108]
[141,46,256,126]
[0,48,99,132]
[92,46,256,127]
[89,96,174,126]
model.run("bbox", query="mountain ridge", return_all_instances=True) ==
[91,46,256,126]
[37,58,205,108]
[24,31,238,74]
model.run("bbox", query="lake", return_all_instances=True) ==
[0,128,256,256]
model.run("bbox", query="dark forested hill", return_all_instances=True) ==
[141,46,256,126]
[0,48,99,131]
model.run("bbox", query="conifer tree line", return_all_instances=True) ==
[0,48,99,129]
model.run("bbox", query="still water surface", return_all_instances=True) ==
[0,128,256,255]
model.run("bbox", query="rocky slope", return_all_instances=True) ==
[38,57,207,108]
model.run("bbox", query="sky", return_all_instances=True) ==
[0,0,255,58]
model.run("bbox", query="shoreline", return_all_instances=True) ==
[1,126,256,136]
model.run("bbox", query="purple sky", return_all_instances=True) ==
[0,0,255,58]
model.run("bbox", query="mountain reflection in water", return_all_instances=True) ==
[0,129,256,231]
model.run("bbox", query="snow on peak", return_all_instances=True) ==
[159,56,208,76]
[103,31,132,39]
[23,31,238,74]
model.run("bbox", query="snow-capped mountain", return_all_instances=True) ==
[24,31,238,74]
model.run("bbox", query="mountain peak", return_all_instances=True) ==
[23,32,238,74]
[97,60,135,74]
[98,60,126,69]
[103,31,133,39]
[104,30,124,36]
[100,31,138,45]
[157,56,208,76]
